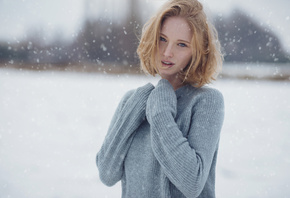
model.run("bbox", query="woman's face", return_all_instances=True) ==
[157,16,192,83]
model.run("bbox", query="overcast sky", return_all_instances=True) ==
[0,0,289,51]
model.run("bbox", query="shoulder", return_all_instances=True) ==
[195,86,223,101]
[185,85,224,110]
[185,85,223,100]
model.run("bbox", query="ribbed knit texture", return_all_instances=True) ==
[96,79,224,198]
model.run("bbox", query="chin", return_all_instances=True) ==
[159,72,178,81]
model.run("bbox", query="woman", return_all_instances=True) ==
[96,0,224,197]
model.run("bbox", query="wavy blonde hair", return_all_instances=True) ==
[137,0,223,87]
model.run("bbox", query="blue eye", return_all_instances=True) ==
[178,43,187,47]
[160,36,166,42]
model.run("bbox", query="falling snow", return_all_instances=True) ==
[0,67,290,198]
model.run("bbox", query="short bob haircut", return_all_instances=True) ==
[137,0,223,87]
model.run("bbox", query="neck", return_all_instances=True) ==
[166,76,184,90]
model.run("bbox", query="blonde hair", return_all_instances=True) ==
[137,0,223,87]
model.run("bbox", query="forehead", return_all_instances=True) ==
[161,16,192,40]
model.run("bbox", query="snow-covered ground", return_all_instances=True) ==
[0,68,290,198]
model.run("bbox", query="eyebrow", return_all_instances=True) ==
[160,33,191,44]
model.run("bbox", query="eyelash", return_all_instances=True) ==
[178,43,187,47]
[160,36,166,42]
[159,36,188,47]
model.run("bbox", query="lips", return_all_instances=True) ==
[161,60,175,68]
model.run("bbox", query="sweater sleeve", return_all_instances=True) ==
[146,79,224,197]
[96,83,154,186]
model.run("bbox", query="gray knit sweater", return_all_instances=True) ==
[96,79,224,198]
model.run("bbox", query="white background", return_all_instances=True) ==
[1,67,289,197]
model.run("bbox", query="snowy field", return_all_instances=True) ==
[0,67,290,198]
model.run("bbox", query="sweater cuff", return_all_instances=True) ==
[154,79,177,109]
[146,79,177,121]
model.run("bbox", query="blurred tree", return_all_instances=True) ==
[1,3,289,67]
[0,43,29,64]
[70,0,143,66]
[214,9,289,63]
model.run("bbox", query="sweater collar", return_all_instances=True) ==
[175,83,192,98]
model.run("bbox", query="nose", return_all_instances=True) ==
[162,43,173,58]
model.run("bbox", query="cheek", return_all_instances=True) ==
[180,52,192,65]
[158,42,165,54]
